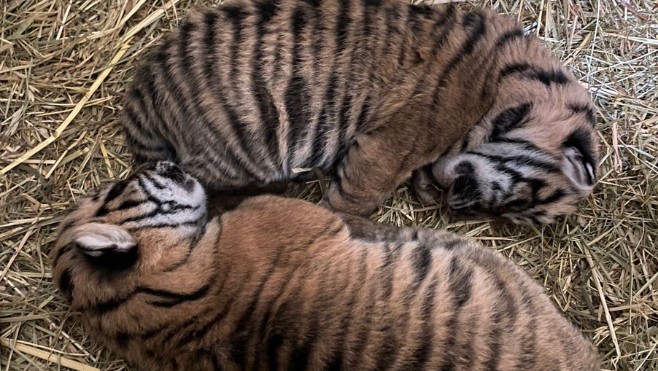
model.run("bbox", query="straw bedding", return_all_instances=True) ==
[1,0,656,370]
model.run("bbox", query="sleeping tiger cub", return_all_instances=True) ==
[121,0,599,224]
[52,162,600,370]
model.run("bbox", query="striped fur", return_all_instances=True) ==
[52,162,600,370]
[121,0,599,224]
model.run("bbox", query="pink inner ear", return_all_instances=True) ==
[71,223,136,256]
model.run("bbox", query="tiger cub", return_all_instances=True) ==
[121,0,599,224]
[52,162,600,371]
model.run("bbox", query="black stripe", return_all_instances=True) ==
[407,3,432,36]
[479,28,525,99]
[372,254,400,368]
[356,94,372,131]
[154,19,241,185]
[90,291,136,314]
[224,6,267,178]
[408,273,438,369]
[448,256,472,308]
[116,332,130,349]
[499,62,570,86]
[380,242,400,300]
[136,71,182,163]
[85,268,216,315]
[284,6,312,171]
[338,1,372,163]
[121,106,171,155]
[330,168,361,205]
[340,251,377,370]
[122,86,159,145]
[163,222,212,272]
[380,6,401,63]
[124,220,201,232]
[263,302,302,368]
[537,188,566,205]
[493,163,556,209]
[335,0,351,51]
[228,247,286,368]
[57,268,74,301]
[568,103,597,127]
[52,242,74,268]
[234,222,342,367]
[133,65,181,152]
[141,172,166,190]
[495,28,525,47]
[297,0,325,170]
[250,224,343,369]
[381,242,431,368]
[126,79,155,131]
[431,11,486,109]
[266,334,284,370]
[494,137,540,149]
[483,273,518,371]
[103,180,129,204]
[116,199,146,211]
[288,282,323,370]
[395,4,410,67]
[409,5,457,97]
[141,277,214,307]
[252,1,281,166]
[490,102,533,140]
[348,287,377,369]
[467,151,561,173]
[443,239,463,250]
[306,107,331,168]
[310,0,351,169]
[325,247,369,370]
[172,281,244,349]
[350,0,378,133]
[118,201,197,225]
[439,257,473,370]
[412,243,432,284]
[150,37,197,158]
[198,11,262,181]
[141,37,202,167]
[226,5,246,85]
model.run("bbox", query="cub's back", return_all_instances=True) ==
[120,0,491,190]
[51,160,599,370]
[214,196,601,370]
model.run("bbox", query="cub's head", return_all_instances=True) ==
[51,161,208,305]
[415,59,600,224]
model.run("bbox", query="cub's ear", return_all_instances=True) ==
[561,146,596,193]
[70,223,137,258]
[562,127,598,193]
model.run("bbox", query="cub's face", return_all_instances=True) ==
[53,162,207,276]
[416,97,599,225]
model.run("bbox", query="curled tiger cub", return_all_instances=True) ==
[52,162,600,371]
[121,0,599,224]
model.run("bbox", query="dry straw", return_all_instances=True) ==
[1,0,656,370]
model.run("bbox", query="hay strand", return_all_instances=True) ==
[0,339,100,371]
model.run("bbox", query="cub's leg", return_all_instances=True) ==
[322,105,458,216]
